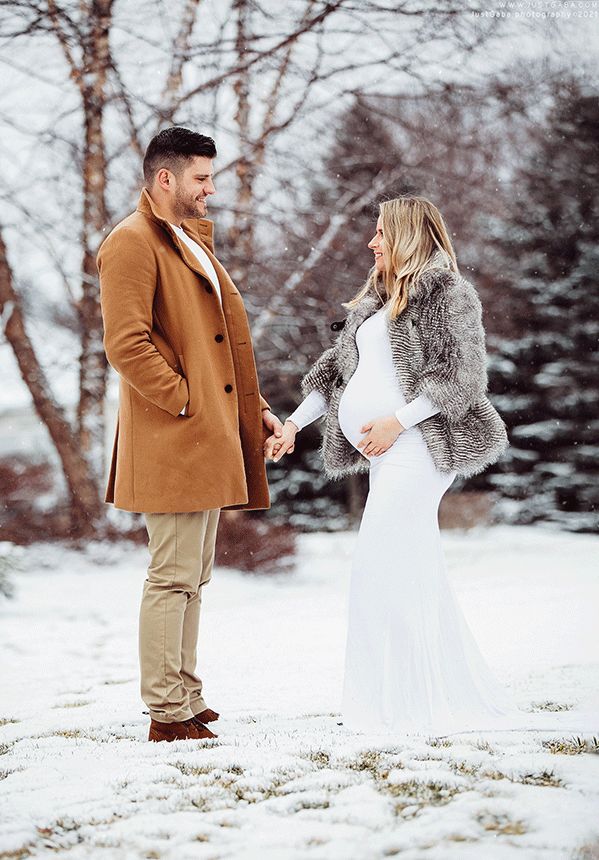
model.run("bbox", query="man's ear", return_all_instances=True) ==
[155,167,172,192]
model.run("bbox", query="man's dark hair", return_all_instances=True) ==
[143,126,217,185]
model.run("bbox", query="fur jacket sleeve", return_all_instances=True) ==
[412,270,489,423]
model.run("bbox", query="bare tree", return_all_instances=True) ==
[0,0,503,535]
[0,227,102,533]
[45,0,113,483]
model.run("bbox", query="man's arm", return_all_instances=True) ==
[98,227,189,417]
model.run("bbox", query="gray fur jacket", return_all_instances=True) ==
[301,253,509,480]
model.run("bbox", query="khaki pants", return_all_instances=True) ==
[140,509,221,723]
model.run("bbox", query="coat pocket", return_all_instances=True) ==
[178,354,193,417]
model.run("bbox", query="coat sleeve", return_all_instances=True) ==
[97,226,190,417]
[413,272,488,423]
[300,344,340,403]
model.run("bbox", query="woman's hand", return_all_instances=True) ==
[264,420,298,462]
[357,415,404,457]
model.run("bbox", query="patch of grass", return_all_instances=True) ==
[449,759,518,783]
[44,729,87,739]
[472,766,564,788]
[347,750,388,778]
[0,846,34,859]
[0,717,20,726]
[469,766,562,787]
[474,739,495,754]
[427,736,453,747]
[450,759,481,778]
[51,701,92,709]
[542,736,599,755]
[306,750,330,767]
[379,776,464,814]
[480,769,510,781]
[517,769,563,787]
[0,768,21,780]
[171,761,215,777]
[0,743,14,755]
[53,817,80,832]
[528,700,574,712]
[477,811,527,835]
[290,797,330,811]
[35,728,133,744]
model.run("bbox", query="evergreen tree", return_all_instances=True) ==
[487,80,599,531]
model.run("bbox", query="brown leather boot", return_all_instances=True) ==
[148,716,204,743]
[194,707,220,724]
[191,719,218,739]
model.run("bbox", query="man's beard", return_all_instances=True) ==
[174,187,204,220]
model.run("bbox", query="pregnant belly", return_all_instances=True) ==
[338,368,426,452]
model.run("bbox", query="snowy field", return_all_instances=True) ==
[1,525,598,860]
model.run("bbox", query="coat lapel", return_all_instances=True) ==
[136,188,219,292]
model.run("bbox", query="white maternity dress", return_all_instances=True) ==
[288,304,598,737]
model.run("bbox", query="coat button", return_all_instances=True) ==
[224,384,233,393]
[215,334,224,342]
[331,320,346,331]
[205,284,213,293]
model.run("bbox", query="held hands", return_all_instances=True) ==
[357,415,404,458]
[264,420,298,462]
[262,409,284,440]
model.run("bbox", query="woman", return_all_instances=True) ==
[265,196,595,737]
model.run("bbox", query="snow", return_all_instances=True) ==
[1,525,598,859]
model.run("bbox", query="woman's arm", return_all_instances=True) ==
[264,390,327,461]
[264,337,339,461]
[394,392,440,429]
[286,389,327,432]
[414,272,488,423]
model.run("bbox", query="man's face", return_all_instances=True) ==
[172,156,215,220]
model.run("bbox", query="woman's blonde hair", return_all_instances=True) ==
[345,195,459,319]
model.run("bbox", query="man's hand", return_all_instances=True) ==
[357,415,404,458]
[264,420,298,462]
[262,409,283,441]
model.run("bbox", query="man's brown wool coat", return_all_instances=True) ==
[97,187,271,514]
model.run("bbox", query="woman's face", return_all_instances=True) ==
[367,216,387,274]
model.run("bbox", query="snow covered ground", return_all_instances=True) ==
[1,525,598,860]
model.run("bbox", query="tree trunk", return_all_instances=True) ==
[76,0,113,483]
[0,229,102,535]
[228,0,254,284]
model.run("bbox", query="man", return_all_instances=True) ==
[97,126,282,743]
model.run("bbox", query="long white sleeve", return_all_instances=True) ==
[286,389,327,431]
[395,393,440,430]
